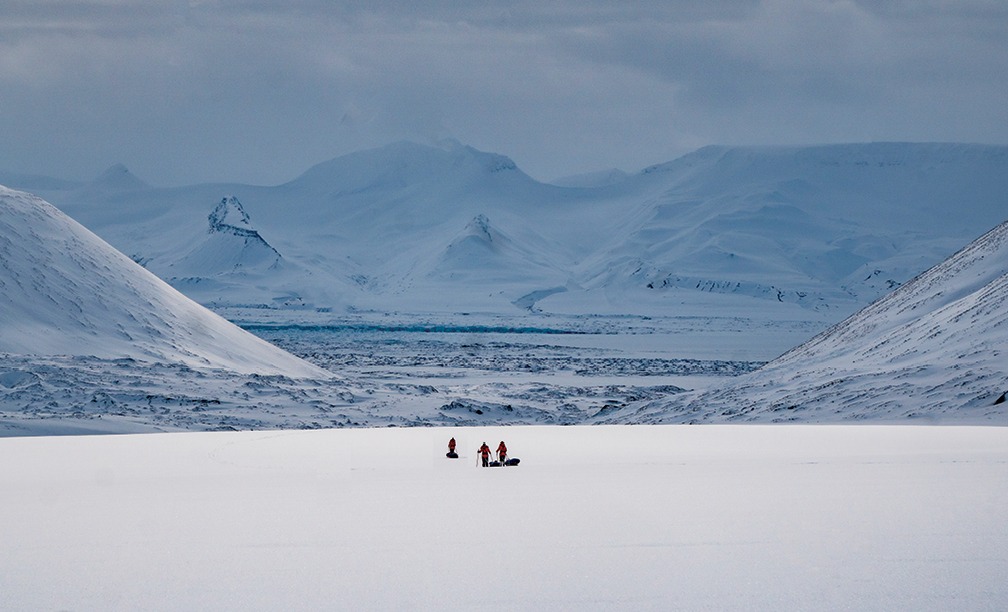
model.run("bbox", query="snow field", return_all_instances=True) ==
[1,425,1006,610]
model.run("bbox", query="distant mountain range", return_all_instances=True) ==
[8,140,1008,328]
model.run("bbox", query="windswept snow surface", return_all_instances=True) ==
[629,219,1008,423]
[1,425,1006,610]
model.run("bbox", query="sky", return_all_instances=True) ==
[1,1,1006,186]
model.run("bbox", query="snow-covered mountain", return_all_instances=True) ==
[0,186,324,377]
[574,144,1008,309]
[166,195,285,303]
[16,141,1008,335]
[87,163,150,193]
[427,213,568,288]
[623,218,1008,424]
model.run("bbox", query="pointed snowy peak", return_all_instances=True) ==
[90,163,149,192]
[209,196,255,234]
[429,213,567,288]
[441,214,509,258]
[463,214,494,244]
[170,196,282,276]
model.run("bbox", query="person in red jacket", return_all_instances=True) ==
[496,440,508,464]
[448,437,456,453]
[478,441,492,467]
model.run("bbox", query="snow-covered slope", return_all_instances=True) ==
[626,218,1008,423]
[20,141,1008,332]
[0,186,325,377]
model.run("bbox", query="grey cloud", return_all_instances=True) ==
[0,1,1005,185]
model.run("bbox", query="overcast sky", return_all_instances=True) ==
[1,1,1006,186]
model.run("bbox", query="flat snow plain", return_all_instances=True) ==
[2,425,1006,610]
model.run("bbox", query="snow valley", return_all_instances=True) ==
[1,141,1007,434]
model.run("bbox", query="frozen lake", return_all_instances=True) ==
[2,424,1005,610]
[246,322,771,425]
[0,321,767,434]
[0,321,769,434]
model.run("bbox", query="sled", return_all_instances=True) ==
[488,460,502,467]
[446,451,459,459]
[504,458,520,466]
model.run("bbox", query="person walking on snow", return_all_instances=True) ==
[496,440,508,464]
[478,441,492,467]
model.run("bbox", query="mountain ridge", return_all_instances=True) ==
[12,140,1008,343]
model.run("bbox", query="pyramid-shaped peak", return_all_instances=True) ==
[91,163,149,191]
[465,214,493,242]
[175,195,282,275]
[208,195,254,233]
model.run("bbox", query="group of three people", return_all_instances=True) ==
[447,437,508,467]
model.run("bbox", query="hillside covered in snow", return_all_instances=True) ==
[622,218,1008,424]
[0,187,321,376]
[0,186,356,434]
